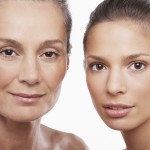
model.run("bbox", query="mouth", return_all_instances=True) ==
[9,92,45,104]
[103,103,134,118]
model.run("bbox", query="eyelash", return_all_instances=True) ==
[0,47,18,60]
[89,61,147,72]
[40,50,59,62]
[129,61,146,71]
[89,63,106,71]
[0,46,59,60]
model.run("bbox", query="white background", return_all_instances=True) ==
[42,0,126,149]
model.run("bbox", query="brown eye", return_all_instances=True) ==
[91,63,106,71]
[44,51,57,57]
[41,51,58,58]
[0,47,18,61]
[130,62,145,71]
[134,63,143,69]
[0,49,17,56]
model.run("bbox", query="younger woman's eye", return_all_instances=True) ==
[90,63,106,71]
[130,62,145,71]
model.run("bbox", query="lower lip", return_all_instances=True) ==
[11,94,42,104]
[104,107,132,118]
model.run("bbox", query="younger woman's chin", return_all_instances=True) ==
[103,120,134,132]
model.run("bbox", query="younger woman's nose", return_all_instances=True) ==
[106,69,127,96]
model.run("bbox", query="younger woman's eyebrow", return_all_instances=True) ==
[86,55,106,61]
[125,53,150,60]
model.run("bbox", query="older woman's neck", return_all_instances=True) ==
[122,119,150,150]
[0,116,43,150]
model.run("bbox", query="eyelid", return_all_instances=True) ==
[40,51,59,57]
[89,62,107,71]
[0,46,20,55]
[128,60,147,71]
[38,45,65,56]
[40,47,59,55]
[0,47,20,61]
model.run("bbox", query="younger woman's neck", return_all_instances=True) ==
[122,119,150,150]
[0,116,43,150]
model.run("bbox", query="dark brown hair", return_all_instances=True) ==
[83,0,150,52]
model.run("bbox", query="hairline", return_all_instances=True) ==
[83,17,150,53]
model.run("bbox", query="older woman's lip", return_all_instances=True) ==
[103,103,134,118]
[9,92,45,104]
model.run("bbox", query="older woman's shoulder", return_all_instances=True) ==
[41,124,89,150]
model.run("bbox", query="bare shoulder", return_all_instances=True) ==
[41,124,89,150]
[59,131,89,150]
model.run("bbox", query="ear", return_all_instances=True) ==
[68,43,72,54]
[83,59,86,71]
[67,44,72,70]
[67,55,69,70]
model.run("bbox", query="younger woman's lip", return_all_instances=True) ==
[103,103,134,118]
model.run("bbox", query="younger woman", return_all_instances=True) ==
[84,0,150,149]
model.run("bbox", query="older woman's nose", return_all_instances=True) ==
[18,58,41,85]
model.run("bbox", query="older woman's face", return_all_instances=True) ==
[85,21,150,131]
[0,1,68,122]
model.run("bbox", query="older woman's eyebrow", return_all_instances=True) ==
[0,38,65,50]
[39,40,65,48]
[0,38,23,49]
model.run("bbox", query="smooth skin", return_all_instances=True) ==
[85,21,150,150]
[0,1,87,150]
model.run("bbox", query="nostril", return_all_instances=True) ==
[106,73,126,95]
[18,61,40,85]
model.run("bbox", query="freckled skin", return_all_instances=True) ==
[0,1,88,150]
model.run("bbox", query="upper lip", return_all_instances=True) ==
[103,103,134,110]
[9,92,45,98]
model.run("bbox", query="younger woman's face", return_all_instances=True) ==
[85,21,150,131]
[0,1,68,122]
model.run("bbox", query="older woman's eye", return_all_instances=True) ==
[0,48,18,60]
[0,48,17,56]
[41,51,58,58]
[130,62,145,70]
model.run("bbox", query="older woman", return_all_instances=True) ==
[0,0,88,149]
